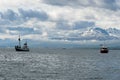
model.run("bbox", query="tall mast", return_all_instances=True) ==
[18,35,21,47]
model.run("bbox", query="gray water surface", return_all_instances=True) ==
[0,48,119,80]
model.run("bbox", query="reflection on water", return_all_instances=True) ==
[0,48,119,80]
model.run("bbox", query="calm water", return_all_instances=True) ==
[0,48,120,80]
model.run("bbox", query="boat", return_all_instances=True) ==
[100,44,108,53]
[100,47,108,53]
[15,36,29,51]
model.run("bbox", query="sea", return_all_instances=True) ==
[0,48,120,80]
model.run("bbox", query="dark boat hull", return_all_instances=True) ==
[100,48,108,53]
[100,50,108,53]
[15,47,29,51]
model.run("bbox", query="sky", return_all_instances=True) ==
[0,0,120,48]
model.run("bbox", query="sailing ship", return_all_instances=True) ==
[100,44,108,53]
[15,36,29,51]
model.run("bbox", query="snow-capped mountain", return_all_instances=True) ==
[79,27,119,41]
[81,27,109,37]
[65,27,119,41]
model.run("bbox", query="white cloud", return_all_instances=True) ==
[0,0,43,11]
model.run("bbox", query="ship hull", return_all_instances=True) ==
[100,50,108,53]
[15,46,29,51]
[100,48,108,53]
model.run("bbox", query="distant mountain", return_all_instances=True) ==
[81,27,109,36]
[80,27,118,41]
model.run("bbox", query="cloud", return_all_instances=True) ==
[0,0,42,10]
[55,20,95,30]
[7,27,42,35]
[43,0,118,10]
[73,21,95,29]
[55,20,72,30]
[0,8,49,37]
[0,8,49,36]
[0,9,18,21]
[0,19,10,25]
[0,8,48,22]
[18,8,48,21]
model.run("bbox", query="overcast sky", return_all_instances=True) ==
[0,0,120,46]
